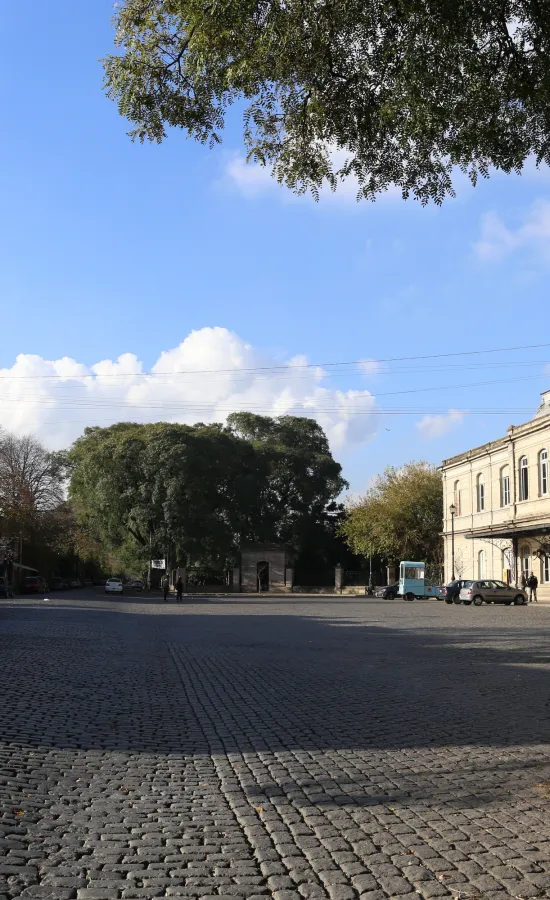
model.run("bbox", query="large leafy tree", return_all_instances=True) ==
[228,412,347,553]
[68,415,346,571]
[68,421,261,570]
[103,0,550,204]
[0,431,65,538]
[341,461,443,565]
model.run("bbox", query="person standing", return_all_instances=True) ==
[162,574,169,602]
[176,576,183,603]
[527,572,538,603]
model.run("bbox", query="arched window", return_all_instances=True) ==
[539,449,548,496]
[453,480,461,516]
[519,456,529,501]
[478,549,486,579]
[476,473,485,512]
[500,466,510,507]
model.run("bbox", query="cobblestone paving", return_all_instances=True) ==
[2,594,550,900]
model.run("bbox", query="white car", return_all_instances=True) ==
[105,578,123,594]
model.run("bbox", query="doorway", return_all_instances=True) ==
[257,561,269,592]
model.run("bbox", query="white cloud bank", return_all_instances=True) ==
[416,408,465,439]
[474,199,550,261]
[0,327,378,452]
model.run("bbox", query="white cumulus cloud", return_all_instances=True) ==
[0,327,378,452]
[416,408,465,439]
[474,199,550,261]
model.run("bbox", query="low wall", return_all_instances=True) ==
[184,584,234,593]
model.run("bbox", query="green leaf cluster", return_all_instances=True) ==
[103,0,550,203]
[340,461,443,564]
[68,415,347,571]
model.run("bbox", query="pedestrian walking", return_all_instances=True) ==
[162,574,169,602]
[527,572,538,602]
[176,576,183,603]
[521,572,528,590]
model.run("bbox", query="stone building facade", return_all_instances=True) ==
[240,543,295,593]
[441,391,550,599]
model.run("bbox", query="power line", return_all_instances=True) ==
[0,371,546,408]
[1,340,550,380]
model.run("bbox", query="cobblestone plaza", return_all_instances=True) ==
[2,593,550,900]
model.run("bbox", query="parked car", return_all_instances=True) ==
[374,582,399,600]
[105,578,123,594]
[69,578,82,588]
[50,577,68,590]
[130,579,144,591]
[445,579,474,604]
[0,577,14,598]
[459,579,528,606]
[22,576,48,594]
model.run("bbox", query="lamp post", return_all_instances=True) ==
[449,502,456,581]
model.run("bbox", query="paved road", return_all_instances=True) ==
[2,593,550,900]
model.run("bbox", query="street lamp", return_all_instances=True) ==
[449,502,456,581]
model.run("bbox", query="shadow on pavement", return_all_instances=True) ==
[1,601,550,761]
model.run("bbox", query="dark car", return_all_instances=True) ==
[22,576,48,594]
[0,576,14,598]
[374,582,399,600]
[50,577,68,590]
[444,579,474,604]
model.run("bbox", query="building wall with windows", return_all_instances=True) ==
[442,390,550,597]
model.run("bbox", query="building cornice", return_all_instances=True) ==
[441,435,510,469]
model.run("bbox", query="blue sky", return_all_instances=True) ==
[2,0,550,492]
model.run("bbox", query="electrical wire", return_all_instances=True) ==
[1,340,550,380]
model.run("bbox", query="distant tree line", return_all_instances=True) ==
[0,420,444,586]
[67,413,350,576]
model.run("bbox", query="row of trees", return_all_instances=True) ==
[68,413,349,575]
[0,418,444,584]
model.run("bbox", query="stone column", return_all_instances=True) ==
[232,567,241,592]
[285,566,294,592]
[335,563,344,593]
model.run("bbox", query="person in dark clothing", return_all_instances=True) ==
[176,576,183,603]
[162,575,169,602]
[527,572,538,602]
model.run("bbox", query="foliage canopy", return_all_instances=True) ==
[68,415,346,571]
[340,461,443,564]
[104,0,550,203]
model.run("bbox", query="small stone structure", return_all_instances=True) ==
[241,543,294,593]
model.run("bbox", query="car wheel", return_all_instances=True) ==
[405,592,415,602]
[386,591,395,601]
[445,598,453,604]
[515,594,527,605]
[473,595,484,606]
[453,597,462,604]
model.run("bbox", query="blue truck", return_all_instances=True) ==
[399,561,445,601]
